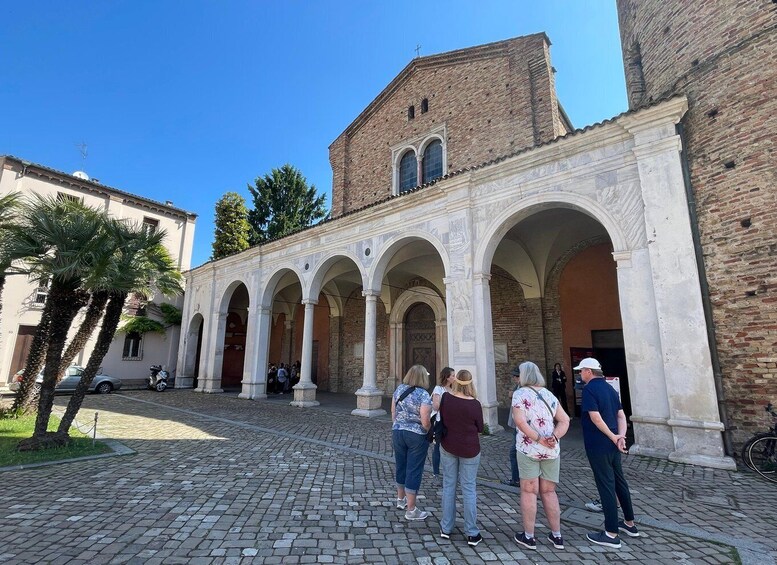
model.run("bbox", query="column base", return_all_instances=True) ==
[351,386,386,417]
[668,451,737,471]
[194,387,224,394]
[480,402,501,434]
[175,376,194,389]
[291,382,319,407]
[239,382,267,400]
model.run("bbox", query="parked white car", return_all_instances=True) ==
[9,365,121,395]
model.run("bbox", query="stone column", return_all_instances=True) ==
[614,250,673,457]
[198,309,225,393]
[353,290,386,417]
[472,273,500,432]
[239,306,270,400]
[625,111,734,469]
[435,318,448,374]
[292,299,319,407]
[388,321,404,392]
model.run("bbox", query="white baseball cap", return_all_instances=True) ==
[573,357,602,371]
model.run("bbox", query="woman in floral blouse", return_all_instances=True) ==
[511,361,570,551]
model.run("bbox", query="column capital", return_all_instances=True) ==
[362,289,381,298]
[302,298,318,306]
[612,250,632,268]
[473,272,492,283]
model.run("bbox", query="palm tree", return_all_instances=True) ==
[56,221,182,438]
[5,195,108,445]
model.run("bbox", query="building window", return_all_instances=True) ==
[422,139,443,183]
[122,332,143,360]
[407,105,415,120]
[421,98,429,113]
[57,192,81,204]
[142,217,159,234]
[398,151,418,193]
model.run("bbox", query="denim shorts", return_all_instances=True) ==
[516,450,560,482]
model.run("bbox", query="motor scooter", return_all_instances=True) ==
[147,365,169,392]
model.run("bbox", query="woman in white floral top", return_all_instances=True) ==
[511,361,570,552]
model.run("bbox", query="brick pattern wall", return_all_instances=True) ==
[338,290,390,394]
[329,34,563,218]
[617,0,777,446]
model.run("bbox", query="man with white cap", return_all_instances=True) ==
[576,357,640,548]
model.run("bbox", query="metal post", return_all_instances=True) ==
[93,412,98,447]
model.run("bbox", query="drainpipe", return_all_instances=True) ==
[676,123,734,457]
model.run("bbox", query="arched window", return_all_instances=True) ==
[422,139,443,183]
[399,151,418,193]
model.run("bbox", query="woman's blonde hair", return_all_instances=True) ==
[518,361,546,388]
[403,364,430,388]
[451,369,477,399]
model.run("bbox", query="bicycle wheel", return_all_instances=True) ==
[747,435,777,483]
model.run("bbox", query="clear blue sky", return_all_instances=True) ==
[0,1,627,268]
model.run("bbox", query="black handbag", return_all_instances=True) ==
[431,393,448,443]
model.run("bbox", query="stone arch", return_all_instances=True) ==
[307,250,367,299]
[388,286,448,390]
[259,265,303,309]
[475,192,631,277]
[367,231,451,292]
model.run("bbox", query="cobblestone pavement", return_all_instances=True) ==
[1,389,775,564]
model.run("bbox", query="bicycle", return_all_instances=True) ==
[741,403,777,483]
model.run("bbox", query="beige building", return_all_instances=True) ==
[0,155,196,387]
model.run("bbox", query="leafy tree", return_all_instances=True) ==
[56,222,182,439]
[7,196,105,421]
[212,192,251,259]
[247,164,327,245]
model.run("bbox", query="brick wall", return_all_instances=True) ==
[338,289,390,394]
[329,34,565,218]
[617,0,777,446]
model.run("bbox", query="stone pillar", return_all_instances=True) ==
[388,321,404,392]
[624,111,734,469]
[292,299,319,407]
[614,250,673,457]
[353,290,386,417]
[198,309,225,393]
[472,273,500,432]
[239,306,270,400]
[435,318,449,372]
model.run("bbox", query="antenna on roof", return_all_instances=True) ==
[415,44,421,58]
[73,142,89,180]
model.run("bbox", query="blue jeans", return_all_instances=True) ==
[440,445,481,536]
[510,428,520,482]
[393,429,429,494]
[586,450,635,533]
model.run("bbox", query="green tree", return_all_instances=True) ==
[56,221,182,441]
[212,192,251,259]
[247,164,327,245]
[5,195,107,439]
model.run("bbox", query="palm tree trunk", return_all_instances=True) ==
[11,296,53,413]
[59,290,109,374]
[0,275,5,360]
[24,282,85,447]
[58,292,126,435]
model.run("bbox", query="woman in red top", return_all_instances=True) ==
[438,369,484,546]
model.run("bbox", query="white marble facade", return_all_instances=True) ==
[177,97,735,470]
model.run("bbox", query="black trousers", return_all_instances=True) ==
[586,450,635,533]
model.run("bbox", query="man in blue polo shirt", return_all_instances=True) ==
[577,357,640,548]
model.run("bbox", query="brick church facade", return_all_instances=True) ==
[177,4,776,469]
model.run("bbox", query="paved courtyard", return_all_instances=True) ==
[1,389,775,564]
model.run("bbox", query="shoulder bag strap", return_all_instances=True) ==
[398,386,417,403]
[532,388,556,420]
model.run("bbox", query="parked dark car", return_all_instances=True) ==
[8,365,121,395]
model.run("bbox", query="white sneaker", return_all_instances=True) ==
[396,497,407,510]
[585,499,603,512]
[405,507,429,521]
